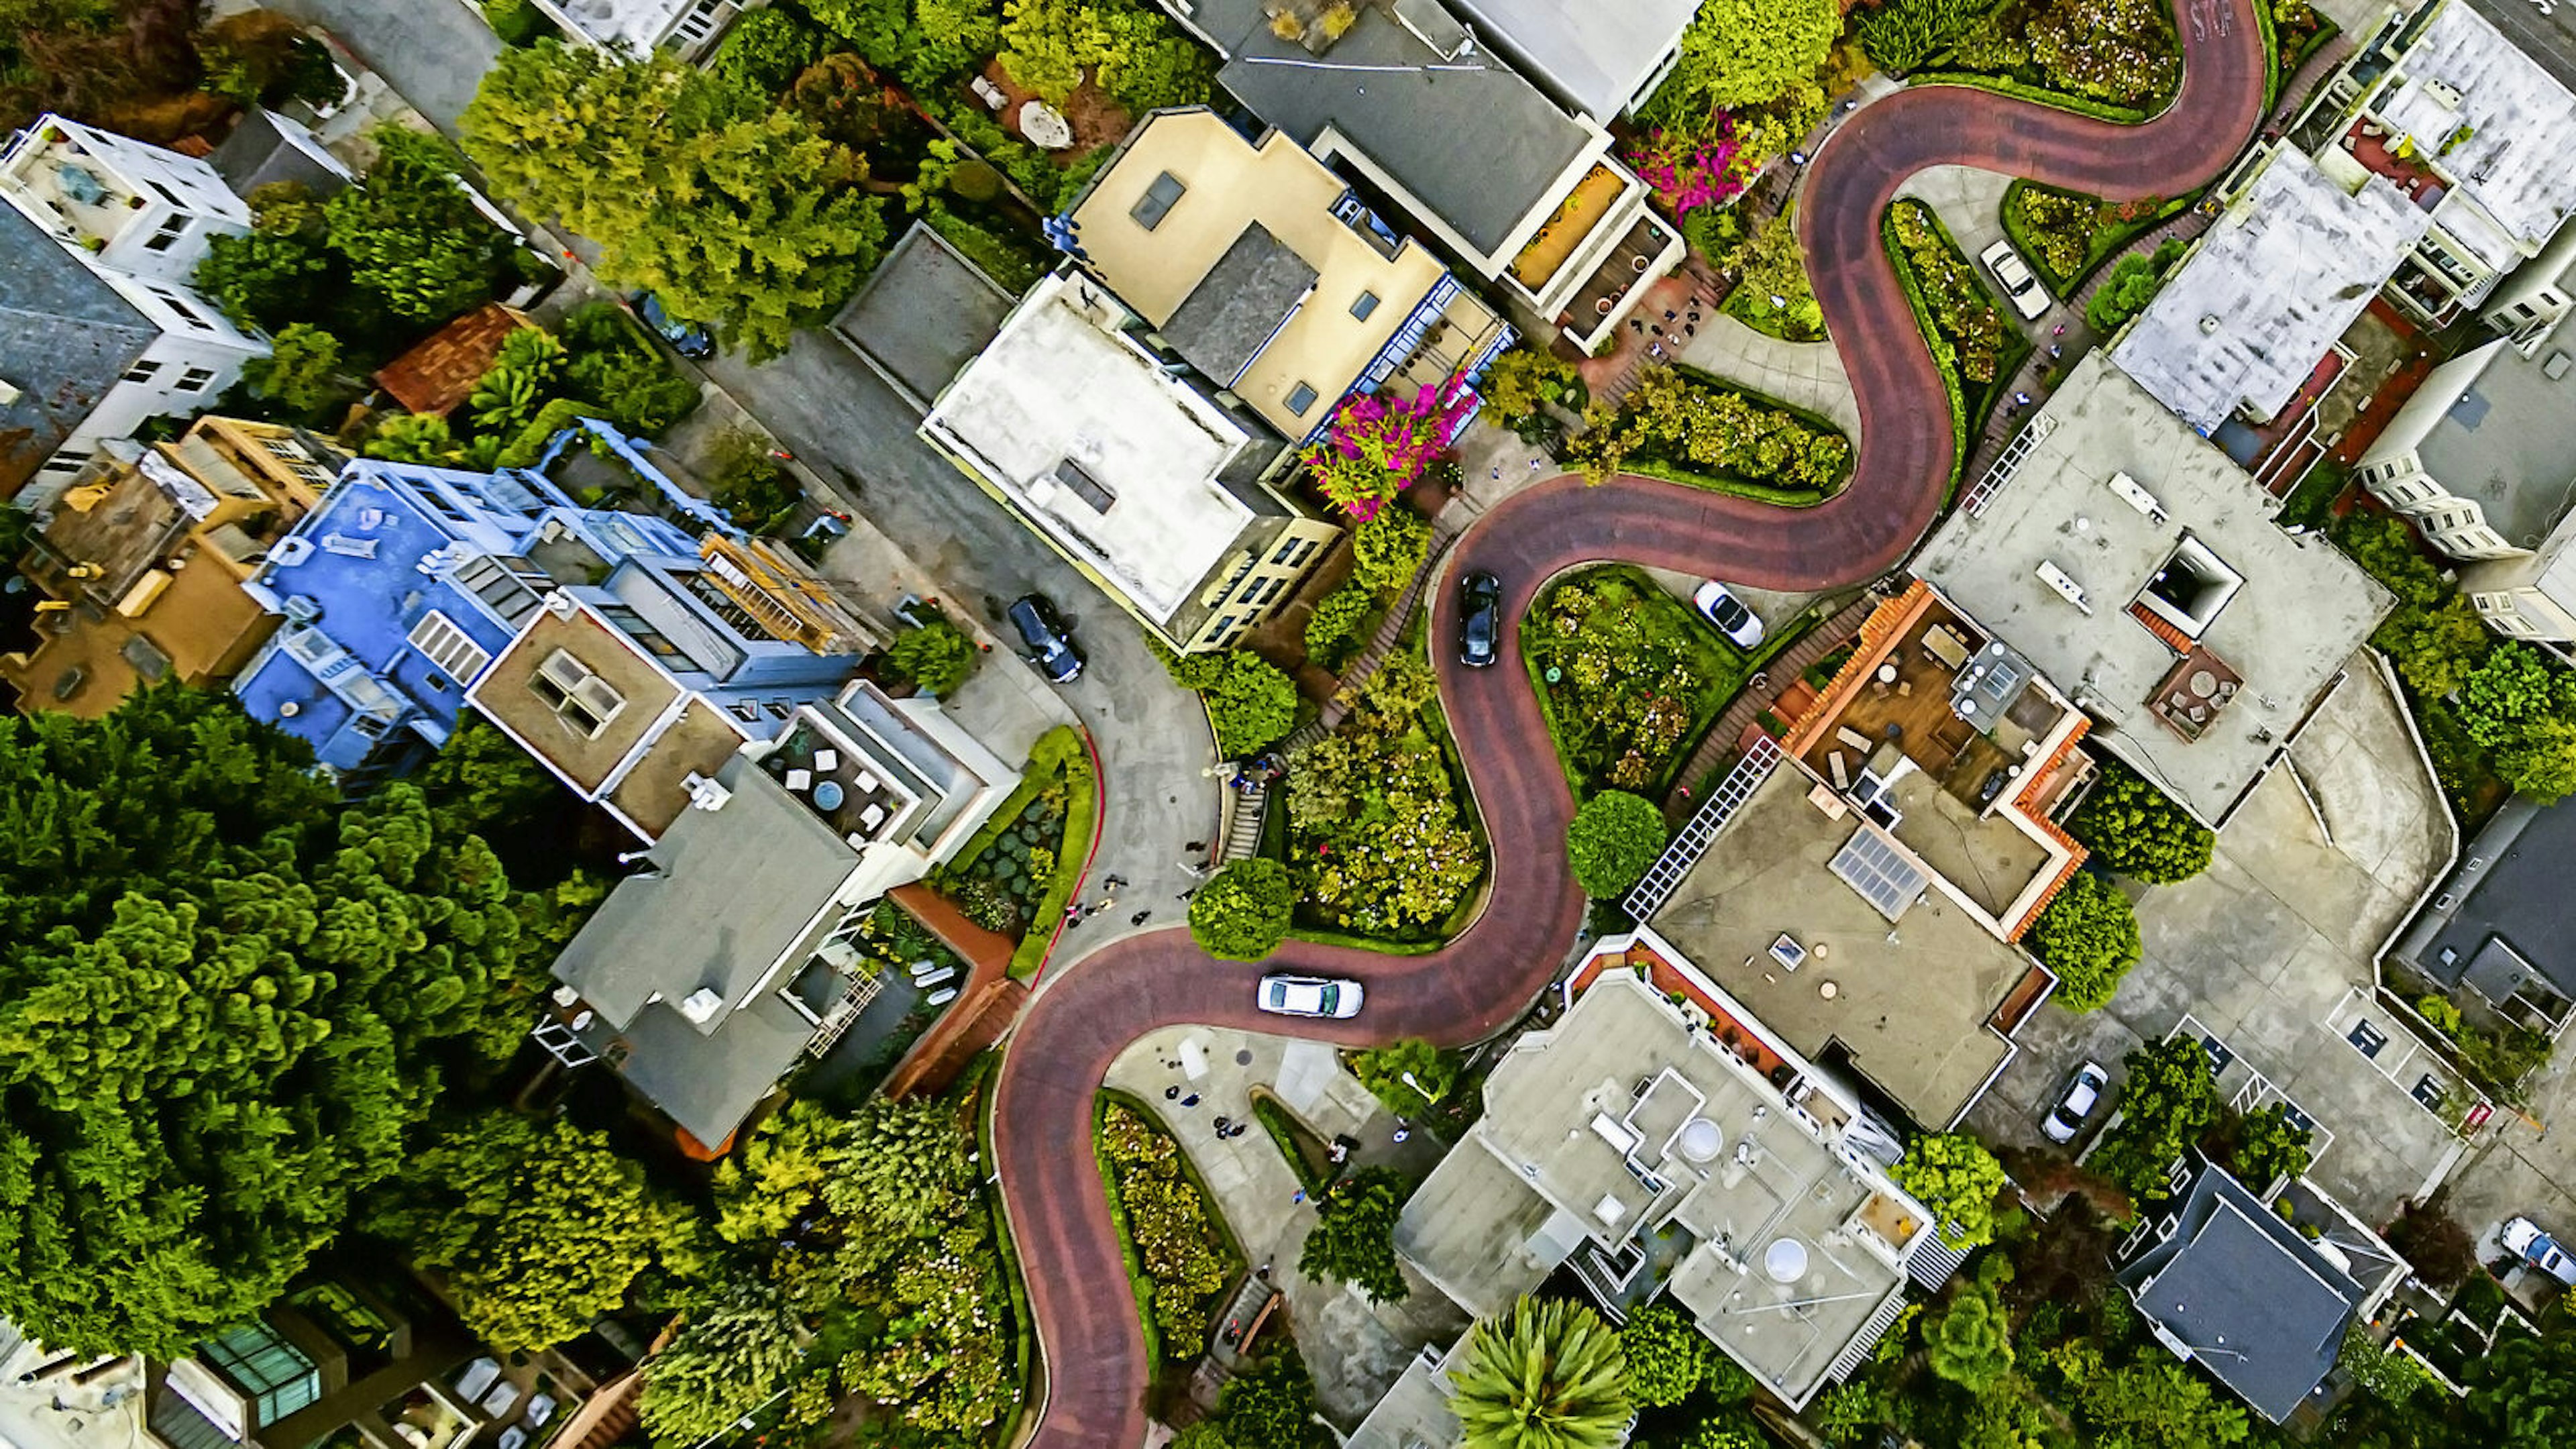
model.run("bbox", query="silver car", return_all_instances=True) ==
[1256,975,1364,1019]
[1693,581,1766,649]
[1980,239,2052,322]
[2043,1060,2110,1143]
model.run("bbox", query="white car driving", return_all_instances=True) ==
[1980,239,2052,322]
[1256,975,1364,1019]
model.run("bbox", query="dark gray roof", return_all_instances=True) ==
[0,205,154,492]
[616,989,817,1148]
[1187,0,1591,256]
[830,221,1014,411]
[1161,223,1316,386]
[2116,1159,2364,1423]
[551,755,856,1030]
[2418,796,2576,1003]
[206,109,354,199]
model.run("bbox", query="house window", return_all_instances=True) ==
[1350,290,1380,321]
[1130,171,1187,230]
[1284,382,1319,416]
[531,649,626,738]
[140,215,189,252]
[121,359,162,385]
[729,700,759,722]
[149,286,213,331]
[407,610,492,682]
[175,366,216,394]
[259,437,308,462]
[290,464,333,488]
[765,700,792,719]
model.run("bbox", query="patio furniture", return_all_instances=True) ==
[524,1396,555,1429]
[813,749,839,773]
[455,1360,501,1403]
[1922,626,1971,672]
[858,803,888,833]
[1827,752,1849,790]
[1875,662,1899,686]
[924,987,959,1006]
[854,770,881,794]
[479,1381,519,1417]
[785,768,812,793]
[1835,726,1872,754]
[498,1431,526,1449]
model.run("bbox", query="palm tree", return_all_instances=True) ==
[1446,1297,1633,1449]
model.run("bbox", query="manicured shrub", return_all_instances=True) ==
[1305,583,1375,663]
[1297,1167,1409,1303]
[1350,508,1433,595]
[1565,791,1668,899]
[1203,651,1299,757]
[886,620,979,698]
[2068,760,2212,883]
[2029,871,2141,1012]
[1188,859,1295,961]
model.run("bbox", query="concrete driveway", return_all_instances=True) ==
[260,0,498,138]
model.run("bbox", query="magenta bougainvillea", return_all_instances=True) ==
[1623,115,1746,218]
[1301,370,1477,521]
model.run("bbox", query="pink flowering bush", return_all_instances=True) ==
[1300,370,1477,521]
[1624,117,1746,218]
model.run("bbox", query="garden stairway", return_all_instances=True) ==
[1658,588,1885,827]
[1318,517,1465,732]
[1216,784,1269,865]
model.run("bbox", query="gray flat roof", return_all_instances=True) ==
[2111,148,2428,433]
[1914,353,2392,826]
[2117,1159,2363,1423]
[1161,223,1316,386]
[1187,0,1590,256]
[2455,0,2576,91]
[2412,338,2576,551]
[551,754,855,1030]
[2420,795,2576,1002]
[207,109,354,199]
[1445,0,1699,120]
[832,222,1015,411]
[616,987,816,1149]
[0,205,154,491]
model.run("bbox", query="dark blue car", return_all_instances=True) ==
[633,292,714,358]
[1008,594,1084,683]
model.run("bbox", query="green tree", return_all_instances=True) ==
[2468,1328,2576,1449]
[1189,858,1295,961]
[1680,1420,1760,1449]
[1448,1297,1631,1449]
[1649,0,1839,113]
[1565,790,1667,899]
[1617,1301,1713,1409]
[1481,347,1580,432]
[194,184,333,333]
[461,42,887,361]
[2075,1356,2249,1448]
[2029,871,2142,1012]
[2495,716,2576,803]
[805,0,916,68]
[1203,649,1299,756]
[0,690,557,1356]
[1348,1038,1454,1114]
[1352,508,1433,594]
[820,1094,974,1236]
[1218,1352,1328,1449]
[243,323,347,419]
[2092,1036,2220,1199]
[2459,643,2570,748]
[2069,761,2213,883]
[712,1100,853,1244]
[2226,1102,2314,1187]
[1925,1281,2015,1392]
[1299,1167,1410,1303]
[886,620,980,697]
[707,5,822,97]
[1890,1133,2009,1248]
[362,1112,663,1350]
[1723,209,1825,340]
[637,1279,804,1443]
[326,127,513,323]
[1305,583,1375,660]
[468,328,570,435]
[2084,239,2187,333]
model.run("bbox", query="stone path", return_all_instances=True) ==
[1676,312,1862,437]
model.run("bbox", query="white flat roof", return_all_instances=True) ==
[2376,0,2576,263]
[1446,0,1701,119]
[2112,148,2428,433]
[922,273,1260,623]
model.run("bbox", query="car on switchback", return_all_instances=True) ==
[1256,975,1364,1019]
[1979,239,2051,322]
[1458,571,1503,667]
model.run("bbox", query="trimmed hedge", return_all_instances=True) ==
[1576,365,1854,505]
[1912,69,2158,124]
[1012,731,1099,979]
[1250,1093,1335,1199]
[1998,181,2196,297]
[1884,201,2032,502]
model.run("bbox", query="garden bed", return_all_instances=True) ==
[1095,1093,1246,1364]
[934,726,1099,978]
[1563,365,1853,504]
[1909,0,2183,121]
[1520,566,1750,800]
[1884,199,2032,499]
[1998,182,2194,296]
[969,1056,1039,1449]
[1250,1090,1338,1199]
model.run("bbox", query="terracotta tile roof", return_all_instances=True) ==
[1784,579,1932,756]
[2127,598,2194,656]
[372,303,531,418]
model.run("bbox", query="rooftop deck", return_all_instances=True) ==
[1509,162,1624,291]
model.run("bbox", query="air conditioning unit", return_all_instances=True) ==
[677,987,725,1026]
[2036,560,2093,614]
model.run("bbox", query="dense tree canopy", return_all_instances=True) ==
[1619,1302,1714,1408]
[1189,859,1295,961]
[362,1112,670,1350]
[1924,1281,2014,1392]
[0,688,557,1356]
[461,42,888,360]
[1889,1134,2008,1248]
[2068,761,2213,883]
[1565,790,1667,899]
[2469,1327,2576,1449]
[887,620,981,698]
[1347,1038,1454,1115]
[2090,1036,2219,1199]
[2028,871,2141,1012]
[1648,0,1841,115]
[1299,1167,1410,1304]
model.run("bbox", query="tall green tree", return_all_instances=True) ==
[2029,871,2142,1012]
[714,1100,855,1244]
[820,1094,974,1236]
[362,1112,667,1350]
[0,689,555,1356]
[1348,1038,1454,1114]
[886,620,980,697]
[1299,1167,1410,1304]
[638,1279,805,1443]
[1890,1133,2008,1248]
[1648,0,1840,114]
[2091,1036,2220,1199]
[2469,1328,2576,1449]
[1924,1281,2015,1392]
[1448,1297,1631,1449]
[242,323,347,419]
[461,42,888,360]
[1189,858,1295,961]
[326,127,518,323]
[2069,761,2214,883]
[1564,790,1666,898]
[1618,1302,1713,1409]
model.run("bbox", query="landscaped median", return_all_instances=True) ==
[1565,366,1852,506]
[1094,1092,1245,1366]
[929,724,1100,979]
[1519,566,1752,800]
[1883,198,2032,498]
[1999,182,2195,297]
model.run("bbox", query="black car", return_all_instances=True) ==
[1008,594,1085,683]
[633,291,714,358]
[1458,571,1503,667]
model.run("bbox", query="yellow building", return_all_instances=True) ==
[3,417,339,715]
[1067,108,1513,439]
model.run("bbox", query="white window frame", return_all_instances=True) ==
[406,610,492,684]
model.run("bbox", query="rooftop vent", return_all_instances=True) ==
[2036,560,2093,613]
[1676,1118,1725,1163]
[677,986,724,1025]
[683,771,733,812]
[2105,470,2168,523]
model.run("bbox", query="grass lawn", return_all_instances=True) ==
[1521,565,1751,800]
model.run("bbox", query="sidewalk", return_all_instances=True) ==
[1676,312,1862,437]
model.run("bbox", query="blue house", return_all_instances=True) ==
[231,423,763,787]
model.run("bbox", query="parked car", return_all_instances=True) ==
[2042,1060,2111,1144]
[633,291,715,358]
[1007,594,1085,683]
[1458,570,1503,667]
[1692,581,1766,649]
[2502,1216,2576,1286]
[1979,239,2052,322]
[1257,975,1364,1019]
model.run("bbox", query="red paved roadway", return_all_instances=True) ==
[996,7,2266,1446]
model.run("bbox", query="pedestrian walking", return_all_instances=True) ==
[1185,841,1206,852]
[1490,465,1501,480]
[2048,343,2061,359]
[2051,322,2068,337]
[1529,458,1542,471]
[1257,1262,1273,1281]
[1179,887,1199,902]
[1682,323,1696,337]
[1107,873,1127,888]
[1130,909,1152,926]
[1165,1085,1181,1100]
[2013,390,2033,406]
[1393,1126,1411,1144]
[1292,1189,1306,1205]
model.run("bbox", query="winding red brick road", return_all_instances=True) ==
[995,7,2267,1445]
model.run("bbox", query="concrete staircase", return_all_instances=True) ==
[1216,784,1269,865]
[1319,518,1465,731]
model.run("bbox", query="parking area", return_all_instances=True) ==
[1969,657,2469,1222]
